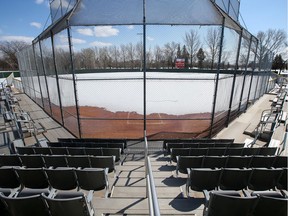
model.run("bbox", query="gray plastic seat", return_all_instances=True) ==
[89,156,115,173]
[33,147,51,155]
[84,147,102,156]
[248,168,283,191]
[75,168,109,198]
[42,155,68,168]
[0,192,50,216]
[202,156,227,169]
[16,147,35,155]
[67,147,86,155]
[0,167,21,196]
[186,168,221,197]
[250,155,276,168]
[205,192,258,216]
[44,167,78,191]
[170,148,190,163]
[0,155,22,167]
[66,156,91,169]
[225,156,252,168]
[19,155,45,168]
[102,148,121,162]
[15,167,50,195]
[176,156,203,175]
[253,195,288,216]
[42,193,94,216]
[219,168,252,191]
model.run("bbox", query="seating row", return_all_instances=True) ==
[186,168,287,197]
[163,138,234,149]
[170,147,277,162]
[48,141,125,152]
[58,138,127,147]
[205,192,287,216]
[0,167,109,216]
[1,192,94,216]
[0,154,116,173]
[176,155,287,174]
[16,146,122,161]
[0,166,109,198]
[166,142,244,153]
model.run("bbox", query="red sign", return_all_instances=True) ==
[175,58,185,69]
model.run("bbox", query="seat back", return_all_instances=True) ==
[202,156,227,169]
[248,168,283,191]
[189,168,221,191]
[102,148,121,162]
[207,148,226,156]
[189,148,208,156]
[42,155,68,168]
[0,193,49,216]
[177,156,203,174]
[45,168,78,190]
[75,168,108,191]
[67,147,86,155]
[219,168,252,191]
[258,147,277,156]
[0,167,20,189]
[15,168,49,189]
[42,193,92,216]
[277,168,287,190]
[242,148,260,156]
[273,156,287,168]
[84,148,102,156]
[33,147,51,155]
[224,148,243,156]
[225,156,252,168]
[253,195,288,216]
[206,192,258,216]
[0,155,22,167]
[89,156,115,173]
[170,148,190,162]
[50,147,68,155]
[66,156,91,169]
[19,155,45,168]
[16,147,35,155]
[250,155,276,168]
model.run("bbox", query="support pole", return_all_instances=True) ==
[209,18,225,137]
[226,29,243,126]
[67,25,82,138]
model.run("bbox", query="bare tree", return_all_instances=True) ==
[184,29,200,67]
[256,29,287,69]
[163,42,178,68]
[205,28,222,69]
[0,40,29,70]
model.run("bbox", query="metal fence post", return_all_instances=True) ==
[210,18,225,137]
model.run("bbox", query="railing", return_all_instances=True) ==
[144,131,161,216]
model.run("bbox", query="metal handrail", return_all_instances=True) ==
[144,131,161,216]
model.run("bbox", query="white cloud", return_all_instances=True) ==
[77,28,94,36]
[30,22,42,29]
[0,35,34,43]
[72,38,86,44]
[77,26,119,38]
[89,41,112,47]
[94,26,119,37]
[51,0,71,9]
[35,0,44,4]
[147,36,154,41]
[127,25,134,30]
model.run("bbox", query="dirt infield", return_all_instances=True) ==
[76,106,212,139]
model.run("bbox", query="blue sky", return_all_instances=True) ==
[0,0,286,45]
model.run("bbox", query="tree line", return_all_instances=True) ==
[0,28,286,72]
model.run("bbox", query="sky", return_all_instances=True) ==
[0,0,287,48]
